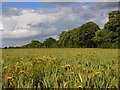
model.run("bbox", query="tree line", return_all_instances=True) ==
[5,10,120,49]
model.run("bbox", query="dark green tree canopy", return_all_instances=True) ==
[44,37,57,48]
[7,10,120,49]
[93,10,120,48]
[58,21,100,48]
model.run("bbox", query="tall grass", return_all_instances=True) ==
[2,48,119,89]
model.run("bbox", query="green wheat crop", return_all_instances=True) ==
[1,48,119,89]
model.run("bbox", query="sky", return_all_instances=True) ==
[2,0,120,2]
[1,1,119,47]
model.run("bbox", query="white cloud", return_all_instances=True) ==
[3,29,39,39]
[0,15,3,30]
[42,0,120,2]
[2,2,118,47]
[0,22,3,30]
[92,0,119,2]
[2,8,61,39]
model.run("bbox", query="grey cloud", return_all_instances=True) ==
[89,2,118,10]
[2,2,118,47]
[2,8,21,17]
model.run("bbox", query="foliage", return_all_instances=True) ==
[93,10,120,48]
[58,22,100,48]
[43,37,58,48]
[5,10,120,49]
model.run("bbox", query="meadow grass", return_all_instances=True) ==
[1,48,119,89]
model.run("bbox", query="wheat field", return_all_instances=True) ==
[1,48,119,89]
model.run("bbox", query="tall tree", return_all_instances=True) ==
[43,37,57,48]
[93,10,120,48]
[78,22,100,47]
[58,22,100,48]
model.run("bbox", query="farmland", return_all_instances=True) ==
[1,48,119,88]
